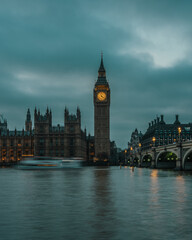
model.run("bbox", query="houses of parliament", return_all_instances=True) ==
[0,57,114,164]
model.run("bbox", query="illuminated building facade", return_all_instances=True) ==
[0,108,87,164]
[141,115,192,150]
[0,114,34,163]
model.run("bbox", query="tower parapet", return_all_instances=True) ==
[34,108,52,134]
[64,107,81,133]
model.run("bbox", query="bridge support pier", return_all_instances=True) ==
[175,143,183,170]
[175,159,182,171]
[151,159,156,168]
[150,148,156,168]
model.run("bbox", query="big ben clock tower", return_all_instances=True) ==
[94,55,110,162]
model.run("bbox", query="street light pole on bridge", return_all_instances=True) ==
[152,137,156,168]
[177,127,183,170]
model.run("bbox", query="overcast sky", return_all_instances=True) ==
[0,0,192,148]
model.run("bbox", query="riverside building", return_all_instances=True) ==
[0,56,115,165]
[0,108,87,164]
[141,115,192,151]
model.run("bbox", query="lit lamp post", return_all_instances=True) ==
[178,127,181,142]
[152,137,156,147]
[178,127,182,170]
[138,143,141,167]
[152,137,156,168]
[124,149,127,165]
[130,147,133,166]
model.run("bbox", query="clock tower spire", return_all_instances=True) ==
[94,54,110,163]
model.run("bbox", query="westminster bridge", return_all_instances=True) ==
[135,140,192,170]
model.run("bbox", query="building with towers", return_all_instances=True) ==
[34,108,87,159]
[0,107,87,164]
[0,57,113,165]
[93,55,110,162]
[34,107,86,158]
[141,115,192,151]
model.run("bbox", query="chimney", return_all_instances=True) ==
[174,114,180,125]
[161,115,164,122]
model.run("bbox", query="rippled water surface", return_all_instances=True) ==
[0,167,192,240]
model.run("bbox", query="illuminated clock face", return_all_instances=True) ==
[97,92,107,101]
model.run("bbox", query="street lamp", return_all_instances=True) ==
[152,137,156,168]
[130,147,133,166]
[124,149,127,165]
[138,143,141,167]
[178,127,181,141]
[178,127,182,170]
[152,137,156,147]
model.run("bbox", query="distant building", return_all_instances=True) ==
[110,141,118,165]
[141,115,192,151]
[0,114,34,162]
[128,129,143,154]
[127,128,143,165]
[0,108,87,164]
[34,107,87,158]
[87,135,118,165]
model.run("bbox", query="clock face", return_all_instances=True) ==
[97,92,107,101]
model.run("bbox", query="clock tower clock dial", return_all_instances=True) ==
[93,55,110,162]
[97,91,107,101]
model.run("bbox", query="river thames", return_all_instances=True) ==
[0,167,192,240]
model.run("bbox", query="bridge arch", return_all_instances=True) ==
[183,148,192,170]
[141,153,152,167]
[156,150,178,169]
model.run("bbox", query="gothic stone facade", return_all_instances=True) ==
[34,107,86,158]
[94,56,110,161]
[0,58,112,164]
[0,107,87,163]
[0,114,34,163]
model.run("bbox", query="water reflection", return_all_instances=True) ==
[0,167,192,240]
[176,175,186,203]
[150,170,160,207]
[91,168,117,240]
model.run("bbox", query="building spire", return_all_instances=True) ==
[98,52,105,74]
[25,108,32,131]
[26,108,31,122]
[95,52,108,86]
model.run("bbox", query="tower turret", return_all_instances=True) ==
[25,108,32,132]
[34,108,52,156]
[174,114,181,125]
[64,107,69,122]
[77,107,81,126]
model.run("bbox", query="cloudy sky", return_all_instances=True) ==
[0,0,192,148]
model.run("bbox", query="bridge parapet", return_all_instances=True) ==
[140,140,192,170]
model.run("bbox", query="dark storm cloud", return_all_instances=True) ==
[0,0,192,148]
